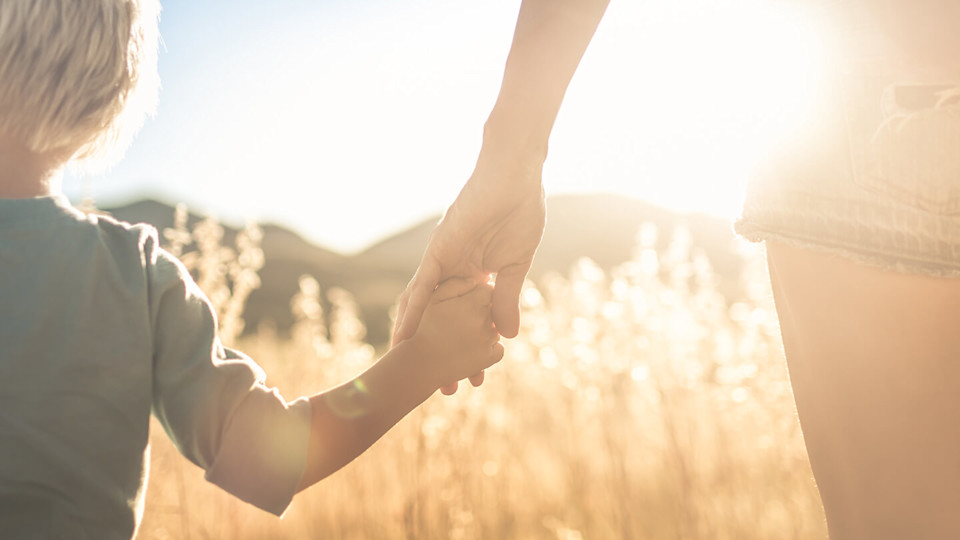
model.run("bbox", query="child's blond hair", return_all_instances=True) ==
[0,0,160,162]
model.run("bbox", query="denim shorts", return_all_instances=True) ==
[735,57,960,278]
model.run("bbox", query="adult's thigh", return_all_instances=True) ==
[767,241,960,540]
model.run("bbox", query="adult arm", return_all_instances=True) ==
[393,0,610,386]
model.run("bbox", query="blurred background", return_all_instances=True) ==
[81,0,835,538]
[69,0,829,253]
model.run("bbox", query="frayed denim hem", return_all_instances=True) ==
[735,219,960,279]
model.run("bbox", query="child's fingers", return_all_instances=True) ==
[478,341,504,371]
[433,277,479,303]
[469,370,485,387]
[491,341,505,365]
[440,381,459,395]
[465,281,494,306]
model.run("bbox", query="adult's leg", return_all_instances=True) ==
[767,241,960,540]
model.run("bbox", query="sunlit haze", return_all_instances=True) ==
[64,0,831,253]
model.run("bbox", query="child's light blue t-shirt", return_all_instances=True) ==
[0,195,311,539]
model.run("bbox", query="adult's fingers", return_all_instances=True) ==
[391,288,411,346]
[393,258,443,344]
[491,263,531,339]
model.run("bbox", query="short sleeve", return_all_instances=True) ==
[144,231,310,515]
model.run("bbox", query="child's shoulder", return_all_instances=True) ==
[61,206,162,262]
[69,206,196,300]
[1,196,187,285]
[2,195,159,256]
[89,212,194,285]
[45,201,186,283]
[83,209,162,249]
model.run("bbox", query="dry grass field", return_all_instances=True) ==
[134,215,825,540]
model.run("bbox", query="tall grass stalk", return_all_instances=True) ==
[135,214,824,539]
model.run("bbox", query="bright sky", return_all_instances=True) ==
[64,0,831,254]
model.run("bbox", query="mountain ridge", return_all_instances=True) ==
[103,193,744,344]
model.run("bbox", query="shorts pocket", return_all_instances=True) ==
[845,83,960,216]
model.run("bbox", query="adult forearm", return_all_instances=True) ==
[392,1,608,345]
[480,0,610,173]
[296,340,437,491]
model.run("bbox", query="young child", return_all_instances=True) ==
[0,1,503,538]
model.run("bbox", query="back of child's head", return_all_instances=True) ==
[0,0,160,165]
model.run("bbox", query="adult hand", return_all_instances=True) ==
[393,163,545,394]
[390,0,607,394]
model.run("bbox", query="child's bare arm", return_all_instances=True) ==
[295,278,502,492]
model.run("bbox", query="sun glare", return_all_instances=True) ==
[546,0,833,218]
[72,0,835,252]
[173,0,835,249]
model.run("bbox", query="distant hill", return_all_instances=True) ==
[104,193,743,345]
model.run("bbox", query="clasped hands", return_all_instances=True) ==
[392,164,546,394]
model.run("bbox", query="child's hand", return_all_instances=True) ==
[409,277,504,390]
